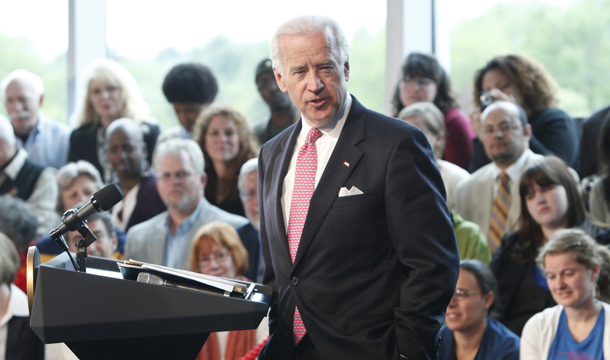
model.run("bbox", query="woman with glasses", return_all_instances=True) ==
[469,54,579,172]
[439,259,519,360]
[490,156,610,336]
[194,105,258,217]
[190,221,268,360]
[392,52,475,170]
[521,229,610,359]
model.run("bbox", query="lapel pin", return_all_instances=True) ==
[343,161,350,167]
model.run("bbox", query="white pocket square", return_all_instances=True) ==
[338,186,364,197]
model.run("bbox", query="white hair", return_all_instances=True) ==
[238,157,258,192]
[0,115,16,148]
[0,69,44,101]
[153,138,205,175]
[270,15,350,75]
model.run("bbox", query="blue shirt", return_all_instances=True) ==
[547,307,605,360]
[438,318,520,360]
[15,112,71,169]
[164,199,204,268]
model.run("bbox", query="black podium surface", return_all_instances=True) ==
[28,250,272,360]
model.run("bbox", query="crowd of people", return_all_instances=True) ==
[1,13,610,360]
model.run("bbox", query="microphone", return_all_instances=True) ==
[49,183,124,241]
[136,272,221,295]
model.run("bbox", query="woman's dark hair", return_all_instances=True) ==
[514,156,586,263]
[597,113,610,208]
[460,259,498,314]
[392,52,457,115]
[473,54,558,117]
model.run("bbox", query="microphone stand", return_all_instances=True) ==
[75,224,97,273]
[50,209,97,272]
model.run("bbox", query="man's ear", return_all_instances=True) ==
[201,173,208,188]
[39,93,45,107]
[523,123,532,140]
[344,59,350,81]
[274,68,288,93]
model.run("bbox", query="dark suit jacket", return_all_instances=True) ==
[257,96,459,360]
[124,172,167,231]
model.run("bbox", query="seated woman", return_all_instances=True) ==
[68,59,160,182]
[439,259,519,360]
[398,102,490,263]
[393,52,475,170]
[469,54,580,172]
[105,118,166,232]
[0,232,44,359]
[194,106,258,217]
[521,229,610,359]
[190,221,268,360]
[491,156,609,336]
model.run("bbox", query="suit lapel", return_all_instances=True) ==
[292,96,366,270]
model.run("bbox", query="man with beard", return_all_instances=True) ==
[1,70,71,169]
[455,101,540,253]
[124,138,247,270]
[252,58,298,144]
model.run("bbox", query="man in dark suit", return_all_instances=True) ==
[257,15,459,360]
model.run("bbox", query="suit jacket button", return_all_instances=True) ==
[291,277,299,285]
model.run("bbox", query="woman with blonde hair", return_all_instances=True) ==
[68,59,160,182]
[190,221,268,360]
[194,105,258,216]
[521,228,610,359]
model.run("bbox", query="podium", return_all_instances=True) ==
[27,248,272,360]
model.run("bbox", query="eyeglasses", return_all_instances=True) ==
[481,122,520,137]
[239,191,257,201]
[199,250,231,267]
[401,77,435,88]
[453,288,482,299]
[157,170,193,183]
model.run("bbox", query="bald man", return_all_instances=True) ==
[1,70,71,169]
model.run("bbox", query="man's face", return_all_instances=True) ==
[4,79,42,136]
[256,72,292,111]
[107,128,146,180]
[172,103,207,133]
[274,31,350,128]
[240,171,259,230]
[67,219,117,258]
[156,150,206,214]
[480,105,531,168]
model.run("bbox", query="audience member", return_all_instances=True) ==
[455,101,540,253]
[521,229,610,359]
[106,118,166,232]
[236,158,263,282]
[469,54,580,172]
[194,105,258,217]
[159,63,218,142]
[190,221,269,360]
[393,52,475,170]
[1,69,71,169]
[0,115,57,237]
[252,58,298,144]
[125,139,247,270]
[589,114,610,223]
[490,156,607,337]
[68,59,160,182]
[65,210,119,259]
[439,259,519,360]
[579,105,610,178]
[0,195,38,293]
[0,232,45,359]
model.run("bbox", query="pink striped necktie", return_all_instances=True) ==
[287,127,322,344]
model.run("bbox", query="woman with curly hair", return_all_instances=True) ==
[194,105,258,216]
[469,55,580,172]
[68,59,160,182]
[393,53,475,170]
[489,156,609,336]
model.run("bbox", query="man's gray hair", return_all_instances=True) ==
[238,158,258,192]
[0,69,44,101]
[153,138,205,175]
[0,115,16,148]
[270,15,350,75]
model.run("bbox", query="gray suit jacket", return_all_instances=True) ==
[124,198,248,270]
[455,149,544,239]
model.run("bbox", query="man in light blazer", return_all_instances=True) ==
[257,15,459,360]
[455,101,542,253]
[124,139,247,270]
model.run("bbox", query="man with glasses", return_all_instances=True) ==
[236,158,263,282]
[455,101,540,253]
[124,138,247,270]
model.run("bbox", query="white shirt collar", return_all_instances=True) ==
[3,149,28,181]
[0,284,30,328]
[492,148,531,182]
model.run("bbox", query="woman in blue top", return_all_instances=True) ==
[439,259,520,360]
[521,228,610,359]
